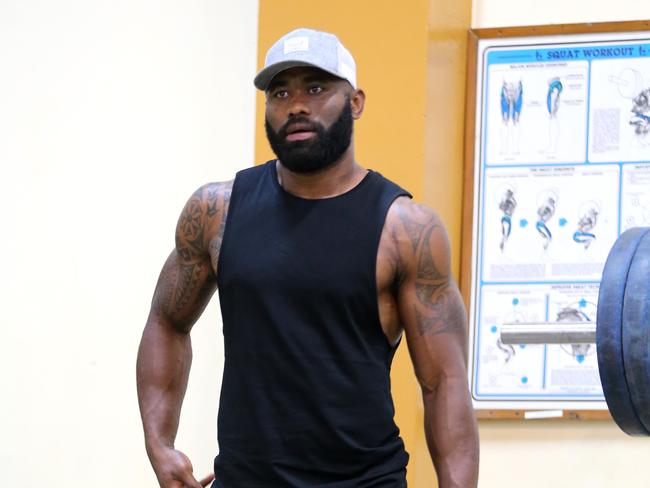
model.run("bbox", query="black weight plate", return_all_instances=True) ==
[623,229,650,433]
[597,226,650,436]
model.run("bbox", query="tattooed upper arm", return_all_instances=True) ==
[390,199,469,388]
[150,181,232,333]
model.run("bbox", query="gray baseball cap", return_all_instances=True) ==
[254,28,357,91]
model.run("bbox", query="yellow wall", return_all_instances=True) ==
[255,1,472,485]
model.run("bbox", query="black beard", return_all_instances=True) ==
[265,100,353,174]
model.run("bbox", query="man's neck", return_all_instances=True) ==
[276,148,367,200]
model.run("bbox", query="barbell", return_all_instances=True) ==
[499,227,650,436]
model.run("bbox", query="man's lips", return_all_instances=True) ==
[286,130,316,141]
[284,122,316,142]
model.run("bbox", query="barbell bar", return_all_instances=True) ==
[500,322,596,344]
[496,227,650,436]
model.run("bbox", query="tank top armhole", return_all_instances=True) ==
[370,183,412,353]
[215,168,246,287]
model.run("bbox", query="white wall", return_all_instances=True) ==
[0,1,258,486]
[470,2,650,487]
[473,0,650,28]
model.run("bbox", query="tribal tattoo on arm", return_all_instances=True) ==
[151,181,232,333]
[394,200,468,345]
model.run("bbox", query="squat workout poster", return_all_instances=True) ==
[466,26,650,410]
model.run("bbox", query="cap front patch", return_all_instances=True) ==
[284,36,309,54]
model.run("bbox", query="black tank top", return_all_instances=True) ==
[213,161,411,487]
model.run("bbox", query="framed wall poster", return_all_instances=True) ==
[461,21,650,418]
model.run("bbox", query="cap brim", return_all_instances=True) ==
[254,60,343,91]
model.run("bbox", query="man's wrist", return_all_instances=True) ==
[145,435,174,460]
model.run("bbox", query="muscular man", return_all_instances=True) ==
[137,28,479,488]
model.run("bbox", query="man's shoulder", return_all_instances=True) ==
[181,180,234,220]
[175,180,233,256]
[386,197,440,231]
[202,180,234,216]
[180,161,273,241]
[384,198,449,270]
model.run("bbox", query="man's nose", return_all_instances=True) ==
[287,91,310,117]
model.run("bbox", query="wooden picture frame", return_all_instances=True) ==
[461,20,650,419]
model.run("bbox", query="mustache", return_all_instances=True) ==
[277,117,321,138]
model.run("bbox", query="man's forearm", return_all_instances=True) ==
[136,315,193,456]
[423,375,479,488]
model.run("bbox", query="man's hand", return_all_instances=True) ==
[149,446,215,488]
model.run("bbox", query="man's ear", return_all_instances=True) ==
[350,89,366,120]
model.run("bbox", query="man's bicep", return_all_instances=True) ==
[399,205,467,336]
[399,279,469,391]
[147,181,230,331]
[150,249,217,333]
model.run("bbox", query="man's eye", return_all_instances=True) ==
[273,90,289,98]
[308,86,323,94]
